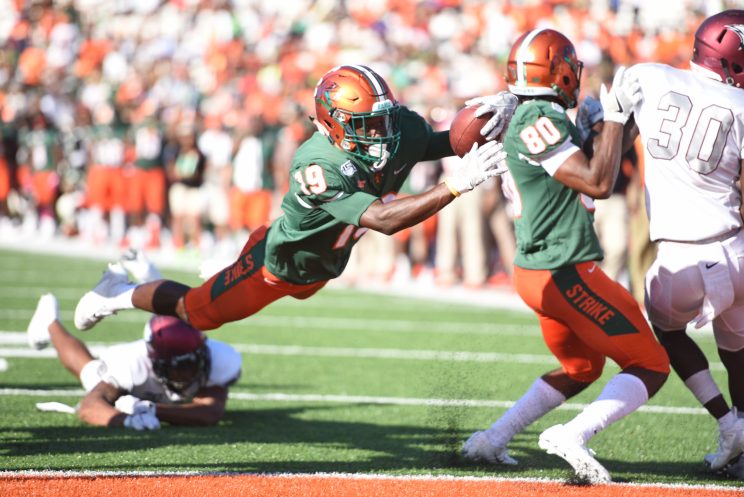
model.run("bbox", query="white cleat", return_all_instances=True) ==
[27,293,59,350]
[74,262,133,331]
[462,430,518,465]
[538,424,612,484]
[120,249,162,283]
[705,415,744,471]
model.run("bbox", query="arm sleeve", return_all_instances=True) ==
[540,139,582,176]
[421,130,454,161]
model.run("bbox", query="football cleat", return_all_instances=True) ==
[462,431,518,465]
[704,414,744,471]
[74,262,133,331]
[538,424,612,484]
[724,455,744,479]
[27,293,59,350]
[120,249,162,283]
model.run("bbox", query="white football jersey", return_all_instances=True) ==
[96,339,242,403]
[630,63,744,242]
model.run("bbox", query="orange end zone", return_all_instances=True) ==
[1,473,743,497]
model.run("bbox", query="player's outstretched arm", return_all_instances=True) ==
[152,386,229,426]
[360,183,455,235]
[360,141,506,235]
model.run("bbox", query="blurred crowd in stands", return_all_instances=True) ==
[0,0,736,301]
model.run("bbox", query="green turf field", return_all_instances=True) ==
[0,248,739,486]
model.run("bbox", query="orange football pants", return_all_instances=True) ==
[513,261,669,382]
[184,225,327,330]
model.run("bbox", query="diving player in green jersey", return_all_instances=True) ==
[73,64,517,330]
[462,30,669,484]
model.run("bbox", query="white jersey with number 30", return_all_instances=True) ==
[630,63,744,242]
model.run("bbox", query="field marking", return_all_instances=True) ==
[1,470,743,497]
[0,286,506,315]
[0,309,541,336]
[0,331,726,370]
[0,469,739,490]
[0,387,709,416]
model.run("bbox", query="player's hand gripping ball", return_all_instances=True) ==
[449,106,492,158]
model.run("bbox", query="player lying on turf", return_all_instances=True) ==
[72,65,517,333]
[462,28,670,484]
[28,251,241,430]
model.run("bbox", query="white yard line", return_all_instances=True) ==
[0,387,708,416]
[0,332,725,369]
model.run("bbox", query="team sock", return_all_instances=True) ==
[484,377,565,447]
[563,373,649,444]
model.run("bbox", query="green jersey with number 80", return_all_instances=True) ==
[265,106,435,284]
[502,99,603,270]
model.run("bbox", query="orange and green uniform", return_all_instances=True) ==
[185,107,443,330]
[503,99,668,379]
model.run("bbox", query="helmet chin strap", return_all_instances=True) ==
[367,144,390,171]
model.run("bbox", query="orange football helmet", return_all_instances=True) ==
[506,28,583,108]
[314,65,401,167]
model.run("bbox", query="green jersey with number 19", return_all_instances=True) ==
[265,106,435,284]
[502,99,603,270]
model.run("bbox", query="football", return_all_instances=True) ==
[449,106,492,157]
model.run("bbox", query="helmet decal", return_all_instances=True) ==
[514,28,548,88]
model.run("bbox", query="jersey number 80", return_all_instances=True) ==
[519,116,562,154]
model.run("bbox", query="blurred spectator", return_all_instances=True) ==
[229,115,272,238]
[483,176,516,286]
[17,110,61,237]
[167,126,205,251]
[0,0,720,290]
[197,113,233,253]
[435,115,488,288]
[124,105,166,249]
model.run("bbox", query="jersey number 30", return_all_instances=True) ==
[647,91,733,174]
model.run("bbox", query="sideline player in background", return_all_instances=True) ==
[623,10,744,477]
[27,252,241,429]
[462,28,669,484]
[72,65,517,332]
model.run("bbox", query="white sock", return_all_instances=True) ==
[684,369,723,406]
[563,373,649,444]
[484,377,565,447]
[111,285,136,310]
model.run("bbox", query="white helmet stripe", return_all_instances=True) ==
[349,64,385,100]
[515,28,548,87]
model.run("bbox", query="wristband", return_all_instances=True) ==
[443,179,461,198]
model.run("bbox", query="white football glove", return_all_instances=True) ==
[464,91,519,140]
[575,95,604,143]
[445,141,507,195]
[123,411,161,431]
[115,395,156,416]
[599,66,642,125]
